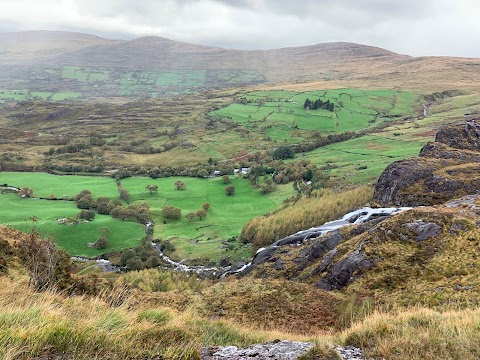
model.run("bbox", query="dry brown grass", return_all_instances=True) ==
[241,186,373,249]
[340,307,480,360]
[0,275,317,359]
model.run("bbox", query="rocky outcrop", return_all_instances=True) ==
[200,341,313,360]
[240,199,479,298]
[374,121,480,206]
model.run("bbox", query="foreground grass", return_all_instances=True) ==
[0,275,309,360]
[340,308,480,360]
[2,271,480,360]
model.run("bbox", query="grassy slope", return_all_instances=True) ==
[210,89,418,143]
[0,193,144,257]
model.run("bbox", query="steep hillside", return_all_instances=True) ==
[240,196,480,308]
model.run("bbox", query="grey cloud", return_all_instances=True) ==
[1,0,480,57]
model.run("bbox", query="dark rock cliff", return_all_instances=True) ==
[374,121,480,206]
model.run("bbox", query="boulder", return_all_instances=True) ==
[404,221,441,241]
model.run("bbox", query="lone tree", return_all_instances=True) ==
[77,210,95,221]
[18,218,71,291]
[225,185,235,196]
[197,169,209,178]
[119,189,129,202]
[174,180,186,191]
[162,205,181,220]
[222,175,230,184]
[145,184,158,194]
[94,227,110,250]
[196,209,207,220]
[202,202,210,211]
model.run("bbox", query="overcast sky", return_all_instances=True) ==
[1,0,480,57]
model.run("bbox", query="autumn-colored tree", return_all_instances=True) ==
[174,180,186,190]
[186,212,197,222]
[94,227,110,250]
[17,218,72,291]
[196,209,207,220]
[145,184,158,194]
[222,175,230,184]
[162,205,181,220]
[202,202,210,211]
[120,189,129,202]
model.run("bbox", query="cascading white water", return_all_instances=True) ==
[223,206,410,277]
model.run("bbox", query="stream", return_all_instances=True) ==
[79,206,410,276]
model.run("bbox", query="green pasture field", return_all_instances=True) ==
[0,173,294,260]
[121,176,292,237]
[0,193,144,257]
[61,66,90,81]
[210,89,419,143]
[295,134,423,185]
[0,90,29,101]
[0,172,119,198]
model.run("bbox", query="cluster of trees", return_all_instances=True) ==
[74,190,151,224]
[44,163,104,173]
[119,238,162,270]
[271,145,295,160]
[186,203,210,221]
[45,143,92,155]
[303,98,335,112]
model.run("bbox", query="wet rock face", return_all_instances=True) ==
[404,221,441,241]
[200,340,313,360]
[374,121,480,206]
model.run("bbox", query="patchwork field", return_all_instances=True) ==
[0,89,81,102]
[0,66,265,99]
[0,172,294,260]
[209,89,419,142]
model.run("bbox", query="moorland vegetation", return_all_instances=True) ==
[2,31,480,359]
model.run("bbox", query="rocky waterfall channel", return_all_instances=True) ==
[85,206,410,276]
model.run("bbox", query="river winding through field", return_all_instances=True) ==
[86,206,410,275]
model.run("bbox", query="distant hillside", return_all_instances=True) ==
[0,30,121,62]
[1,30,480,98]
